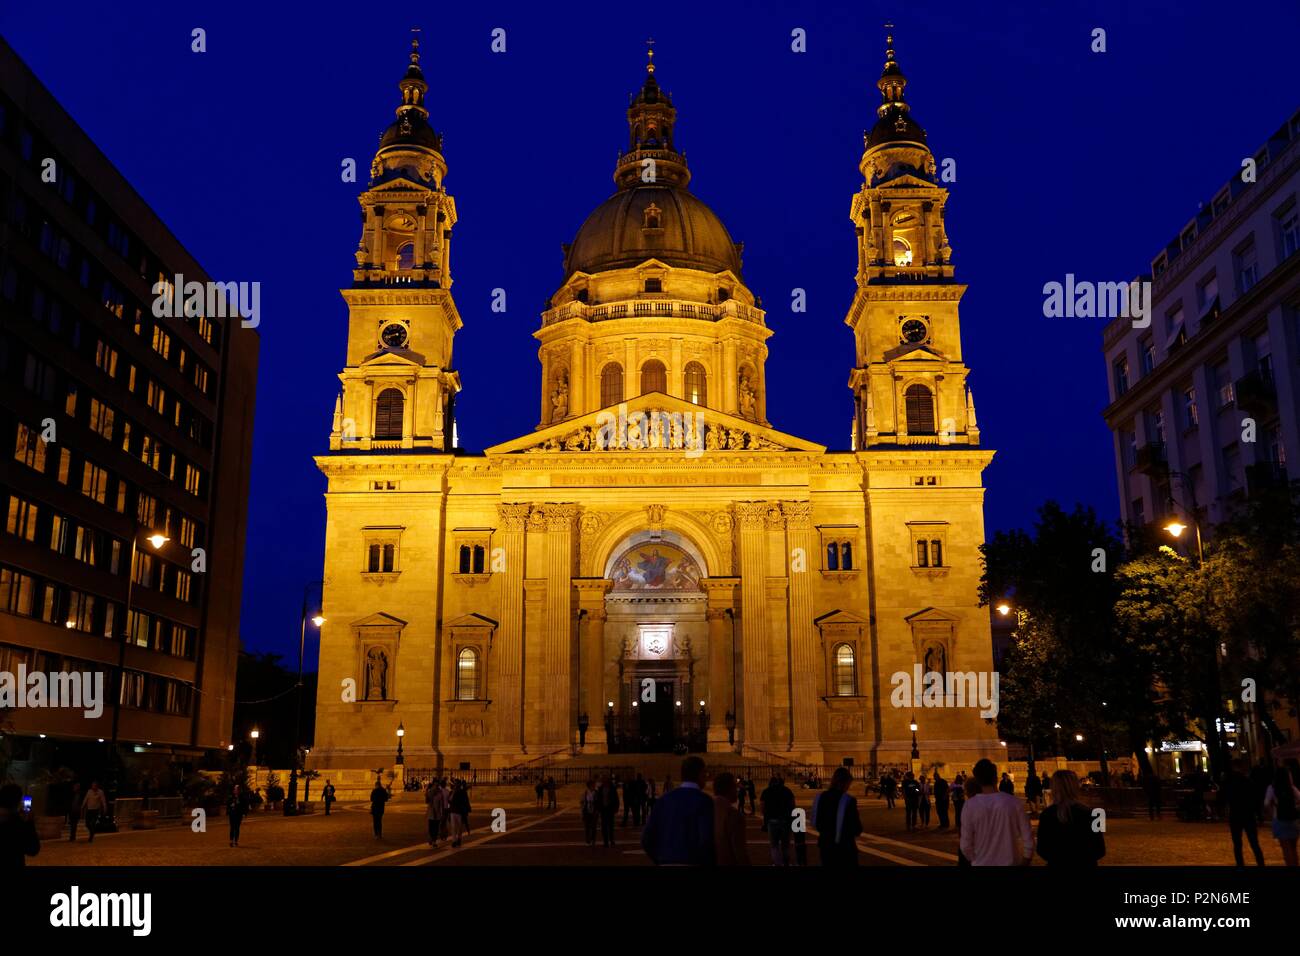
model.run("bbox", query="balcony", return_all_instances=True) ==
[1234,369,1277,414]
[1135,442,1168,476]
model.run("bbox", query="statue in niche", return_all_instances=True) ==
[549,370,569,423]
[923,642,947,676]
[365,647,389,700]
[738,372,757,419]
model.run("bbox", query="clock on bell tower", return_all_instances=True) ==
[844,32,979,450]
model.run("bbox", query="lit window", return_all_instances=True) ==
[456,647,479,700]
[834,644,856,697]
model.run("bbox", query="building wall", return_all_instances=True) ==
[0,35,257,762]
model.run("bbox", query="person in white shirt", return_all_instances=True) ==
[959,758,1034,866]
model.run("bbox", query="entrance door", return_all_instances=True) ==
[638,679,675,751]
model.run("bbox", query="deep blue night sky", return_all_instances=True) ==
[2,1,1296,662]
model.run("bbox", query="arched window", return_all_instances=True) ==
[904,384,935,435]
[458,545,471,574]
[892,237,913,266]
[840,541,853,570]
[834,643,856,696]
[456,648,478,701]
[916,539,930,567]
[600,363,623,408]
[472,544,486,574]
[641,359,667,395]
[930,539,943,567]
[683,362,707,405]
[374,388,404,439]
[826,542,839,571]
[396,242,415,270]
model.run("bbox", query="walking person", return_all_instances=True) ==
[631,774,647,826]
[902,771,920,831]
[1219,758,1265,867]
[598,774,620,848]
[546,776,557,810]
[1025,771,1043,813]
[322,779,336,816]
[744,776,757,817]
[881,772,896,809]
[425,779,447,846]
[712,772,750,865]
[226,783,250,847]
[760,774,795,866]
[952,773,967,831]
[1035,770,1105,867]
[81,781,107,844]
[0,784,39,866]
[369,778,391,839]
[998,772,1015,795]
[933,771,951,829]
[535,777,545,809]
[641,756,714,865]
[1264,766,1300,866]
[813,767,863,866]
[918,773,932,828]
[449,780,472,847]
[581,779,598,846]
[959,759,1034,866]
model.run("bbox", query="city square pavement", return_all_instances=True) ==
[29,785,1294,867]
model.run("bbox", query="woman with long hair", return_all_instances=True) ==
[1264,766,1300,866]
[1035,770,1105,867]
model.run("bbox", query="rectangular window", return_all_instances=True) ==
[184,463,202,496]
[94,340,118,377]
[1113,357,1129,396]
[88,398,114,440]
[5,496,38,541]
[150,324,171,359]
[1197,273,1219,312]
[1280,206,1299,260]
[1255,331,1273,382]
[1214,362,1235,408]
[13,422,47,472]
[1139,337,1156,376]
[1234,237,1259,294]
[73,526,97,566]
[1182,386,1199,428]
[49,514,68,554]
[0,568,36,615]
[81,461,109,504]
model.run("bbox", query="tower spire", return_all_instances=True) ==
[397,28,429,120]
[876,25,911,124]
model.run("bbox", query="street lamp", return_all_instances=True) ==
[910,716,920,773]
[395,721,405,765]
[250,727,261,767]
[288,580,325,814]
[995,602,1012,616]
[105,527,169,828]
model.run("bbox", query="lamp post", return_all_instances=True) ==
[910,715,920,774]
[104,528,169,828]
[250,727,260,767]
[396,722,405,765]
[287,580,325,814]
[1163,472,1228,778]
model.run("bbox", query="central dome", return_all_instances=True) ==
[564,184,743,279]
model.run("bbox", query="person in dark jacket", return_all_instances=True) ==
[1219,759,1264,866]
[369,780,391,839]
[449,781,472,846]
[226,784,250,847]
[598,774,620,847]
[760,774,796,866]
[322,780,336,815]
[813,767,863,866]
[901,771,920,831]
[999,773,1015,795]
[1035,770,1105,867]
[0,784,39,866]
[641,756,714,865]
[933,771,951,829]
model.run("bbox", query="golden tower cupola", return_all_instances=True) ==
[330,36,463,453]
[535,46,770,430]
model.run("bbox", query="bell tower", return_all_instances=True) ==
[845,32,979,449]
[330,36,462,452]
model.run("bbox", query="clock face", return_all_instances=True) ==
[901,318,928,343]
[380,322,409,349]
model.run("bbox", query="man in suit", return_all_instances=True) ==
[641,756,715,865]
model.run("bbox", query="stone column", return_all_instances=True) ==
[734,503,771,746]
[783,501,820,754]
[495,503,529,753]
[723,339,738,414]
[574,578,612,750]
[542,504,579,745]
[704,576,739,750]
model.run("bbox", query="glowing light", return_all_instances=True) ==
[995,603,1011,616]
[1163,521,1186,538]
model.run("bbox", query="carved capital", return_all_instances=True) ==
[782,500,813,526]
[733,502,770,528]
[541,503,580,530]
[497,503,531,531]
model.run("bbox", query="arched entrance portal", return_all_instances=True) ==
[602,533,709,752]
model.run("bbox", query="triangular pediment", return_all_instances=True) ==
[883,342,947,363]
[903,607,959,624]
[876,173,937,190]
[358,346,427,367]
[444,612,498,630]
[814,609,871,627]
[484,391,825,455]
[366,176,435,196]
[352,612,407,628]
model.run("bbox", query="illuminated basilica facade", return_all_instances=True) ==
[310,38,1000,770]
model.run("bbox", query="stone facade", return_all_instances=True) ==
[310,36,1000,772]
